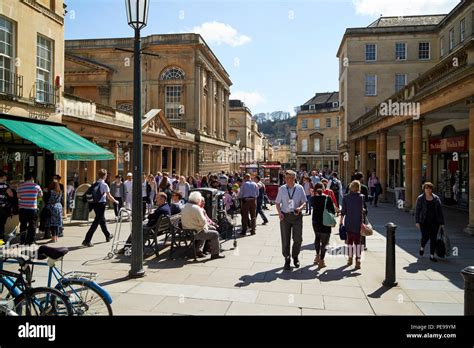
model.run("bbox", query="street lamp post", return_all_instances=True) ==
[125,0,149,278]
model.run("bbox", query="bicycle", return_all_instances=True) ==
[1,245,113,316]
[0,251,73,316]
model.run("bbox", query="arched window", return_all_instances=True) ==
[161,67,185,80]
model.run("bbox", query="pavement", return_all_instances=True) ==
[3,202,473,316]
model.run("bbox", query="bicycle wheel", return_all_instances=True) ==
[58,279,113,316]
[14,287,73,316]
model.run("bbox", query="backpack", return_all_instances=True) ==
[330,179,340,194]
[6,188,19,215]
[84,182,103,204]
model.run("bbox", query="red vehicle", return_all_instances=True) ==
[260,161,281,203]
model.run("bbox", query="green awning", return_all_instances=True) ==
[0,118,115,161]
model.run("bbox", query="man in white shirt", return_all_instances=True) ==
[124,173,133,210]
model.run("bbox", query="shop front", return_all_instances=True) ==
[429,130,468,208]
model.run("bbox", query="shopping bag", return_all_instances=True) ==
[339,223,347,240]
[436,226,450,258]
[323,196,337,227]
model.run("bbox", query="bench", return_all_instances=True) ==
[168,215,197,262]
[142,214,174,257]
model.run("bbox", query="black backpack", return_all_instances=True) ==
[330,179,340,194]
[84,182,103,204]
[7,189,19,215]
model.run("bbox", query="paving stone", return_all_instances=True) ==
[256,291,324,309]
[415,302,463,315]
[226,302,301,315]
[323,296,374,314]
[153,297,231,315]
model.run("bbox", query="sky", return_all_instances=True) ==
[64,0,460,115]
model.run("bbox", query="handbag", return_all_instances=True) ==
[322,195,337,227]
[339,223,347,241]
[360,199,373,236]
[436,226,450,258]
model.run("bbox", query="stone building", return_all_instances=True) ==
[338,0,474,234]
[295,92,340,172]
[0,0,112,193]
[64,34,233,174]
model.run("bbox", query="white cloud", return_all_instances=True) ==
[231,91,266,110]
[353,0,459,16]
[189,21,251,47]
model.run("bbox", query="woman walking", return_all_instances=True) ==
[340,180,366,270]
[303,176,313,215]
[147,174,158,215]
[110,175,124,217]
[368,172,379,207]
[311,182,335,268]
[177,176,191,201]
[415,182,445,262]
[45,182,63,243]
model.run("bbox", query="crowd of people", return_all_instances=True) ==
[0,165,445,267]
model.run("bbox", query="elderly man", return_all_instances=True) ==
[123,173,133,210]
[181,191,225,260]
[276,170,307,270]
[238,173,259,236]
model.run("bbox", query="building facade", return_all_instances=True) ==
[295,92,340,172]
[272,144,291,166]
[64,34,232,174]
[338,0,474,234]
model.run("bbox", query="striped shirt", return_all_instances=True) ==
[17,181,43,210]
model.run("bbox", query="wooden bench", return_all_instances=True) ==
[168,215,197,262]
[143,214,174,257]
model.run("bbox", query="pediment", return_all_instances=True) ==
[142,109,177,138]
[65,54,114,74]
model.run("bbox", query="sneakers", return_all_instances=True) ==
[210,254,225,260]
[293,257,300,268]
[82,241,93,247]
[106,233,114,242]
[284,258,291,271]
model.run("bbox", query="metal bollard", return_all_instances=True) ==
[461,266,474,315]
[383,222,398,287]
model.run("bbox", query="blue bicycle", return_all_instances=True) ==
[1,245,113,316]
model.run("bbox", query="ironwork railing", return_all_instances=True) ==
[0,70,23,99]
[33,81,56,106]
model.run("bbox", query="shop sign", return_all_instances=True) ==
[0,152,29,162]
[429,136,467,154]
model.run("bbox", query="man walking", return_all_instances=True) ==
[254,176,269,225]
[17,173,43,245]
[276,170,307,270]
[238,173,259,236]
[82,169,118,247]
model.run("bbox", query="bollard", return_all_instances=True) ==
[382,222,398,287]
[461,266,474,315]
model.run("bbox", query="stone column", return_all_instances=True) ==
[207,73,213,136]
[188,150,193,176]
[360,136,367,180]
[157,146,163,173]
[86,161,96,184]
[216,82,222,139]
[376,132,380,179]
[144,144,151,175]
[405,122,413,211]
[349,140,356,179]
[425,129,432,182]
[182,149,188,176]
[465,106,474,235]
[109,140,119,178]
[412,119,423,211]
[176,148,182,175]
[167,147,173,174]
[195,64,203,132]
[150,146,156,175]
[59,160,68,215]
[379,130,388,202]
[224,90,229,139]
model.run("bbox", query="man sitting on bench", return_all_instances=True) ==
[181,191,225,260]
[121,192,170,249]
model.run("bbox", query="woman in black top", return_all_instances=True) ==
[311,182,336,268]
[415,182,445,262]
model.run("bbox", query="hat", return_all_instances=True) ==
[127,172,133,177]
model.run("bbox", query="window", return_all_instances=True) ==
[326,139,331,151]
[36,35,53,104]
[0,17,13,95]
[336,116,340,127]
[309,104,315,110]
[302,119,308,129]
[440,36,445,57]
[302,139,308,153]
[418,42,430,60]
[165,85,183,120]
[326,118,331,128]
[161,67,185,80]
[313,139,320,153]
[449,28,455,50]
[395,74,407,92]
[365,74,377,96]
[332,102,339,108]
[365,44,376,61]
[336,138,340,149]
[395,43,406,60]
[314,119,320,129]
[460,18,466,42]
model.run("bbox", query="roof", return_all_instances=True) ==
[368,15,446,28]
[304,92,339,106]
